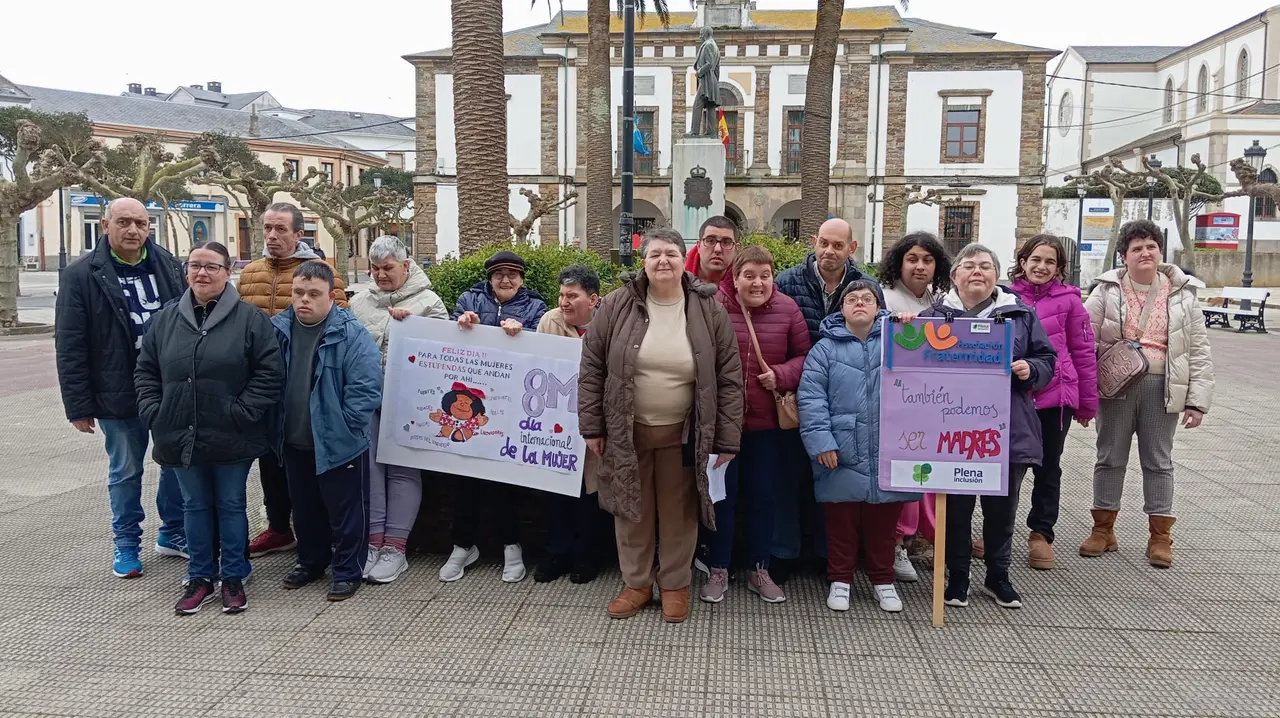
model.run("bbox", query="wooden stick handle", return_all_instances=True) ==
[932,493,948,628]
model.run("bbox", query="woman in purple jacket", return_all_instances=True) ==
[1009,235,1098,571]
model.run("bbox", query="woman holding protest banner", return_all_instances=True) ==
[579,228,743,624]
[1008,235,1097,571]
[798,279,916,613]
[695,245,810,605]
[877,231,953,582]
[350,236,448,584]
[441,250,547,584]
[920,243,1056,610]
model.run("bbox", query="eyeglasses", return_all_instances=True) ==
[957,262,997,273]
[844,296,878,307]
[700,237,737,249]
[184,262,228,275]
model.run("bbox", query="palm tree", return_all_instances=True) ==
[452,0,509,256]
[800,0,909,244]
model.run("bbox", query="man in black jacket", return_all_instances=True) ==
[55,197,187,580]
[770,216,865,581]
[774,217,865,346]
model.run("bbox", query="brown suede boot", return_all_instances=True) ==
[1079,509,1120,557]
[608,585,652,619]
[1028,532,1055,570]
[660,587,690,623]
[1147,515,1176,569]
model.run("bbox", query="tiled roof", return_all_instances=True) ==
[1229,100,1280,115]
[1084,127,1182,167]
[410,7,1051,59]
[902,18,1055,54]
[19,84,369,153]
[0,73,31,103]
[1073,46,1183,64]
[288,107,415,137]
[171,86,270,110]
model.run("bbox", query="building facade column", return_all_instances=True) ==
[540,64,561,245]
[1016,60,1048,249]
[672,70,687,143]
[413,65,439,262]
[879,61,910,254]
[748,68,770,176]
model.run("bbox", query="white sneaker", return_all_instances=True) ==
[502,543,527,583]
[893,545,919,583]
[439,545,479,582]
[874,583,903,613]
[368,546,409,584]
[363,545,379,579]
[827,581,851,612]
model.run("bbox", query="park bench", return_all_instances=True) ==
[1202,287,1269,333]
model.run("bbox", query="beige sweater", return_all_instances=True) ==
[633,295,696,427]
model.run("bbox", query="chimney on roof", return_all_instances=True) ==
[208,81,222,93]
[127,83,142,94]
[248,107,260,138]
[144,87,157,97]
[190,84,204,91]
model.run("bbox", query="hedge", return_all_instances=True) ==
[425,233,875,311]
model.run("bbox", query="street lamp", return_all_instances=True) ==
[57,188,67,272]
[371,171,383,189]
[1243,140,1268,290]
[1146,154,1162,220]
[1074,183,1087,287]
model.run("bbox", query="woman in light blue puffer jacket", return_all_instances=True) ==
[798,280,917,615]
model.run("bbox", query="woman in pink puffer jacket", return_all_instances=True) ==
[1008,235,1098,571]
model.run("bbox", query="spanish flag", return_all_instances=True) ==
[717,109,730,155]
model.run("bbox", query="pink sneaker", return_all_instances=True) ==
[748,566,786,603]
[699,567,728,603]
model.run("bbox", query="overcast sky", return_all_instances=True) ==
[2,0,1276,118]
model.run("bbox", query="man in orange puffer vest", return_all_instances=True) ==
[237,202,348,559]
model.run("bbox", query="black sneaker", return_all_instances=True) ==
[327,579,360,602]
[983,572,1023,609]
[221,578,247,614]
[534,553,571,583]
[944,572,970,607]
[282,566,325,590]
[569,558,599,584]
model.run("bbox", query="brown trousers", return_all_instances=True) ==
[615,422,700,591]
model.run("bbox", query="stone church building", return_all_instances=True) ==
[406,1,1054,265]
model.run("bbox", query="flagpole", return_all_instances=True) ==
[618,0,636,267]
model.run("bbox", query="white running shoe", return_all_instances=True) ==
[893,544,919,583]
[363,545,379,579]
[368,547,409,584]
[502,543,527,583]
[827,581,851,612]
[439,545,479,582]
[874,583,903,613]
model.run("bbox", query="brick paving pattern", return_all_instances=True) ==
[0,329,1277,717]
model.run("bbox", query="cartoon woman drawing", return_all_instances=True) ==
[428,382,489,442]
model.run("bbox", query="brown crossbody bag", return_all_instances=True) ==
[741,307,800,430]
[1097,277,1161,399]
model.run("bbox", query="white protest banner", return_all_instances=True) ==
[376,316,584,497]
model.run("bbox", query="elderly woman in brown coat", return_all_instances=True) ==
[580,228,743,623]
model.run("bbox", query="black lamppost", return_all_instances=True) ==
[1074,183,1086,287]
[1243,140,1268,289]
[617,0,636,267]
[1146,154,1162,220]
[57,188,67,272]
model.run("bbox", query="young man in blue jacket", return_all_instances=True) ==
[271,260,383,601]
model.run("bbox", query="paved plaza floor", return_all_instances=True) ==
[0,329,1277,717]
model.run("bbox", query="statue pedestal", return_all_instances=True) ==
[671,137,727,246]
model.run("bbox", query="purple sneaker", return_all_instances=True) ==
[175,579,216,615]
[221,578,247,614]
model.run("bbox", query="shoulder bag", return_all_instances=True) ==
[742,306,800,430]
[1096,277,1161,399]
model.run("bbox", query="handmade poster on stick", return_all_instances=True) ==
[878,316,1012,627]
[377,317,585,497]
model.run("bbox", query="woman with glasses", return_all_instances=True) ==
[918,243,1057,610]
[350,236,448,584]
[135,242,285,615]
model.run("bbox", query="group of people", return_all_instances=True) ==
[55,197,1214,621]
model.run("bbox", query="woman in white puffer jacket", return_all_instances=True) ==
[1081,220,1214,571]
[349,236,448,584]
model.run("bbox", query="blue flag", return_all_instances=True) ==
[633,117,651,156]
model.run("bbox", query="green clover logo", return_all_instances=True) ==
[894,323,927,350]
[912,463,933,485]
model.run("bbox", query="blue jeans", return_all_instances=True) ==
[100,417,184,551]
[706,429,784,570]
[772,430,826,561]
[174,462,253,581]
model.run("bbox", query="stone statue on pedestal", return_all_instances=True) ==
[689,27,721,137]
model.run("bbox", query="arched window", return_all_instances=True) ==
[1058,91,1073,136]
[1237,49,1251,100]
[1256,168,1277,219]
[1197,65,1209,113]
[1164,78,1175,123]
